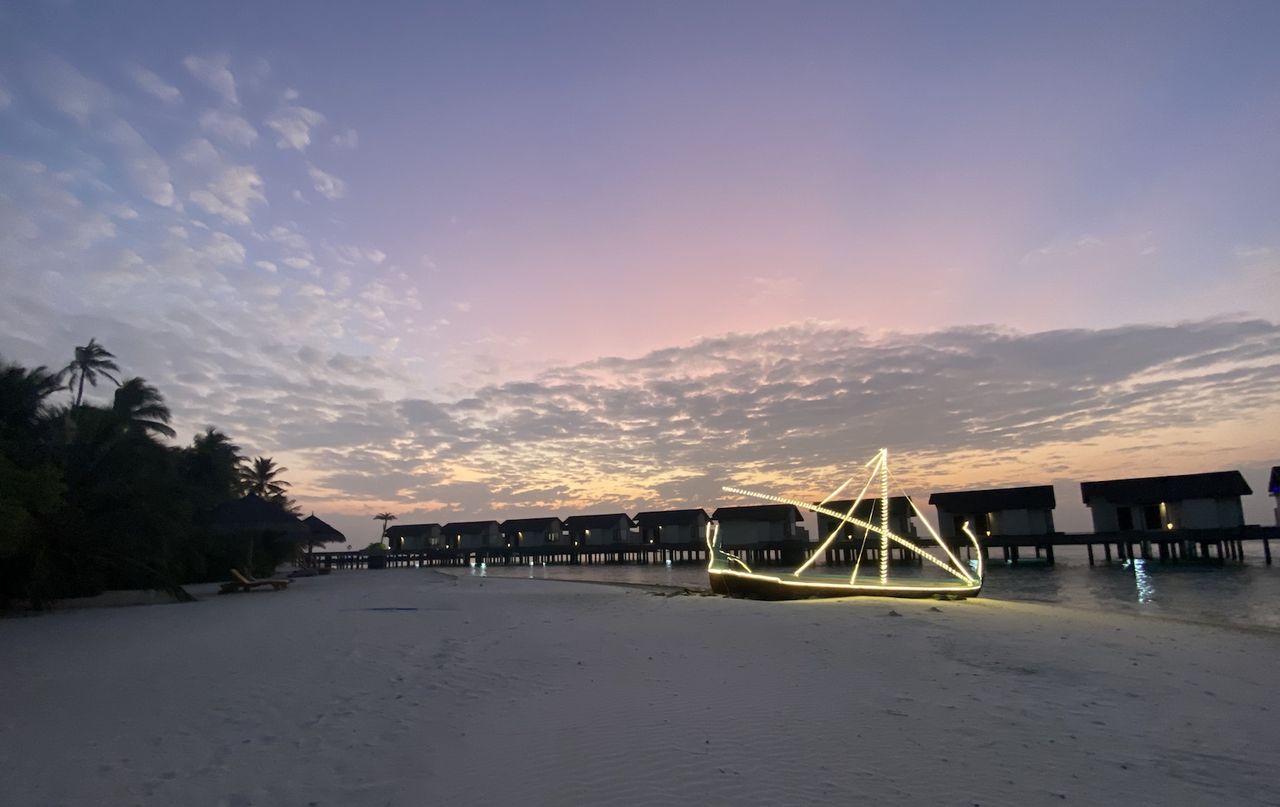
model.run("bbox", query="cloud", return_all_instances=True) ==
[307,165,346,200]
[153,317,1280,527]
[181,138,266,225]
[182,54,238,105]
[332,245,385,265]
[266,105,325,150]
[127,65,181,104]
[331,127,359,149]
[188,167,266,225]
[30,54,110,124]
[1235,245,1273,261]
[0,83,12,111]
[199,109,258,146]
[268,223,310,252]
[101,119,176,207]
[200,231,247,265]
[27,57,176,207]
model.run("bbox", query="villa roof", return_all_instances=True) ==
[501,517,563,531]
[385,523,441,538]
[634,509,709,527]
[564,513,635,529]
[817,496,915,518]
[442,520,501,534]
[712,504,803,522]
[1080,471,1251,505]
[929,485,1056,512]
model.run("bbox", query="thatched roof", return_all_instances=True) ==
[303,514,345,543]
[211,494,306,533]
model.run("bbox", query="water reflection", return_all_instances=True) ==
[478,546,1280,630]
[1131,559,1154,604]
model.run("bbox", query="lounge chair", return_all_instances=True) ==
[219,568,291,594]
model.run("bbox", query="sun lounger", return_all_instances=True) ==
[219,568,291,594]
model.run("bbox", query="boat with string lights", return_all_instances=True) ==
[707,449,984,600]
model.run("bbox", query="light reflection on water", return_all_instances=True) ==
[480,546,1280,630]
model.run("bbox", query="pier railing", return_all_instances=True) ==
[308,525,1279,570]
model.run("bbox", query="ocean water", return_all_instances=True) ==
[477,546,1280,630]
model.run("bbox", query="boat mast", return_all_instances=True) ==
[879,447,889,584]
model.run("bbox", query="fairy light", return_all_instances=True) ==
[705,520,753,574]
[714,449,982,597]
[722,486,969,581]
[904,493,974,584]
[794,452,881,576]
[960,521,984,581]
[879,448,889,583]
[709,567,982,595]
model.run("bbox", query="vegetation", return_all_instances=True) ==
[241,456,294,508]
[373,511,397,539]
[0,339,308,609]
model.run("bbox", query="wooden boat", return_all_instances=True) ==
[708,449,983,600]
[708,567,981,600]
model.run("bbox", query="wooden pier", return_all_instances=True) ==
[971,525,1279,566]
[310,525,1280,571]
[311,541,715,571]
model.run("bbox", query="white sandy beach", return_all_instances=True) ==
[3,569,1279,806]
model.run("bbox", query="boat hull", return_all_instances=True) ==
[709,569,981,600]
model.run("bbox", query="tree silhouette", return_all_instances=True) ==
[184,428,245,509]
[66,338,120,408]
[241,456,291,500]
[0,361,66,434]
[373,512,397,540]
[112,378,176,439]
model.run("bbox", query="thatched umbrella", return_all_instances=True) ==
[211,493,307,570]
[302,514,345,555]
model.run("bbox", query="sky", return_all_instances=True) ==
[1,0,1278,543]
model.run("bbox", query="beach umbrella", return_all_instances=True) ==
[210,493,307,569]
[302,514,346,554]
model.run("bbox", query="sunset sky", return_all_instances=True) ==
[1,1,1278,542]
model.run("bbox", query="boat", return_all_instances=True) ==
[707,448,983,600]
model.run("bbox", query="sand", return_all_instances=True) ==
[2,569,1279,806]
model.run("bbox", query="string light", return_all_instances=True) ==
[710,448,983,596]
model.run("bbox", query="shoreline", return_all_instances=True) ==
[463,564,1280,636]
[13,562,1280,637]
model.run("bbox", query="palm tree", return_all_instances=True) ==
[0,360,66,434]
[66,338,120,408]
[241,456,291,500]
[240,458,290,502]
[112,378,176,439]
[187,428,244,494]
[373,512,397,540]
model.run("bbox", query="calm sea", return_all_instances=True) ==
[477,546,1280,631]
